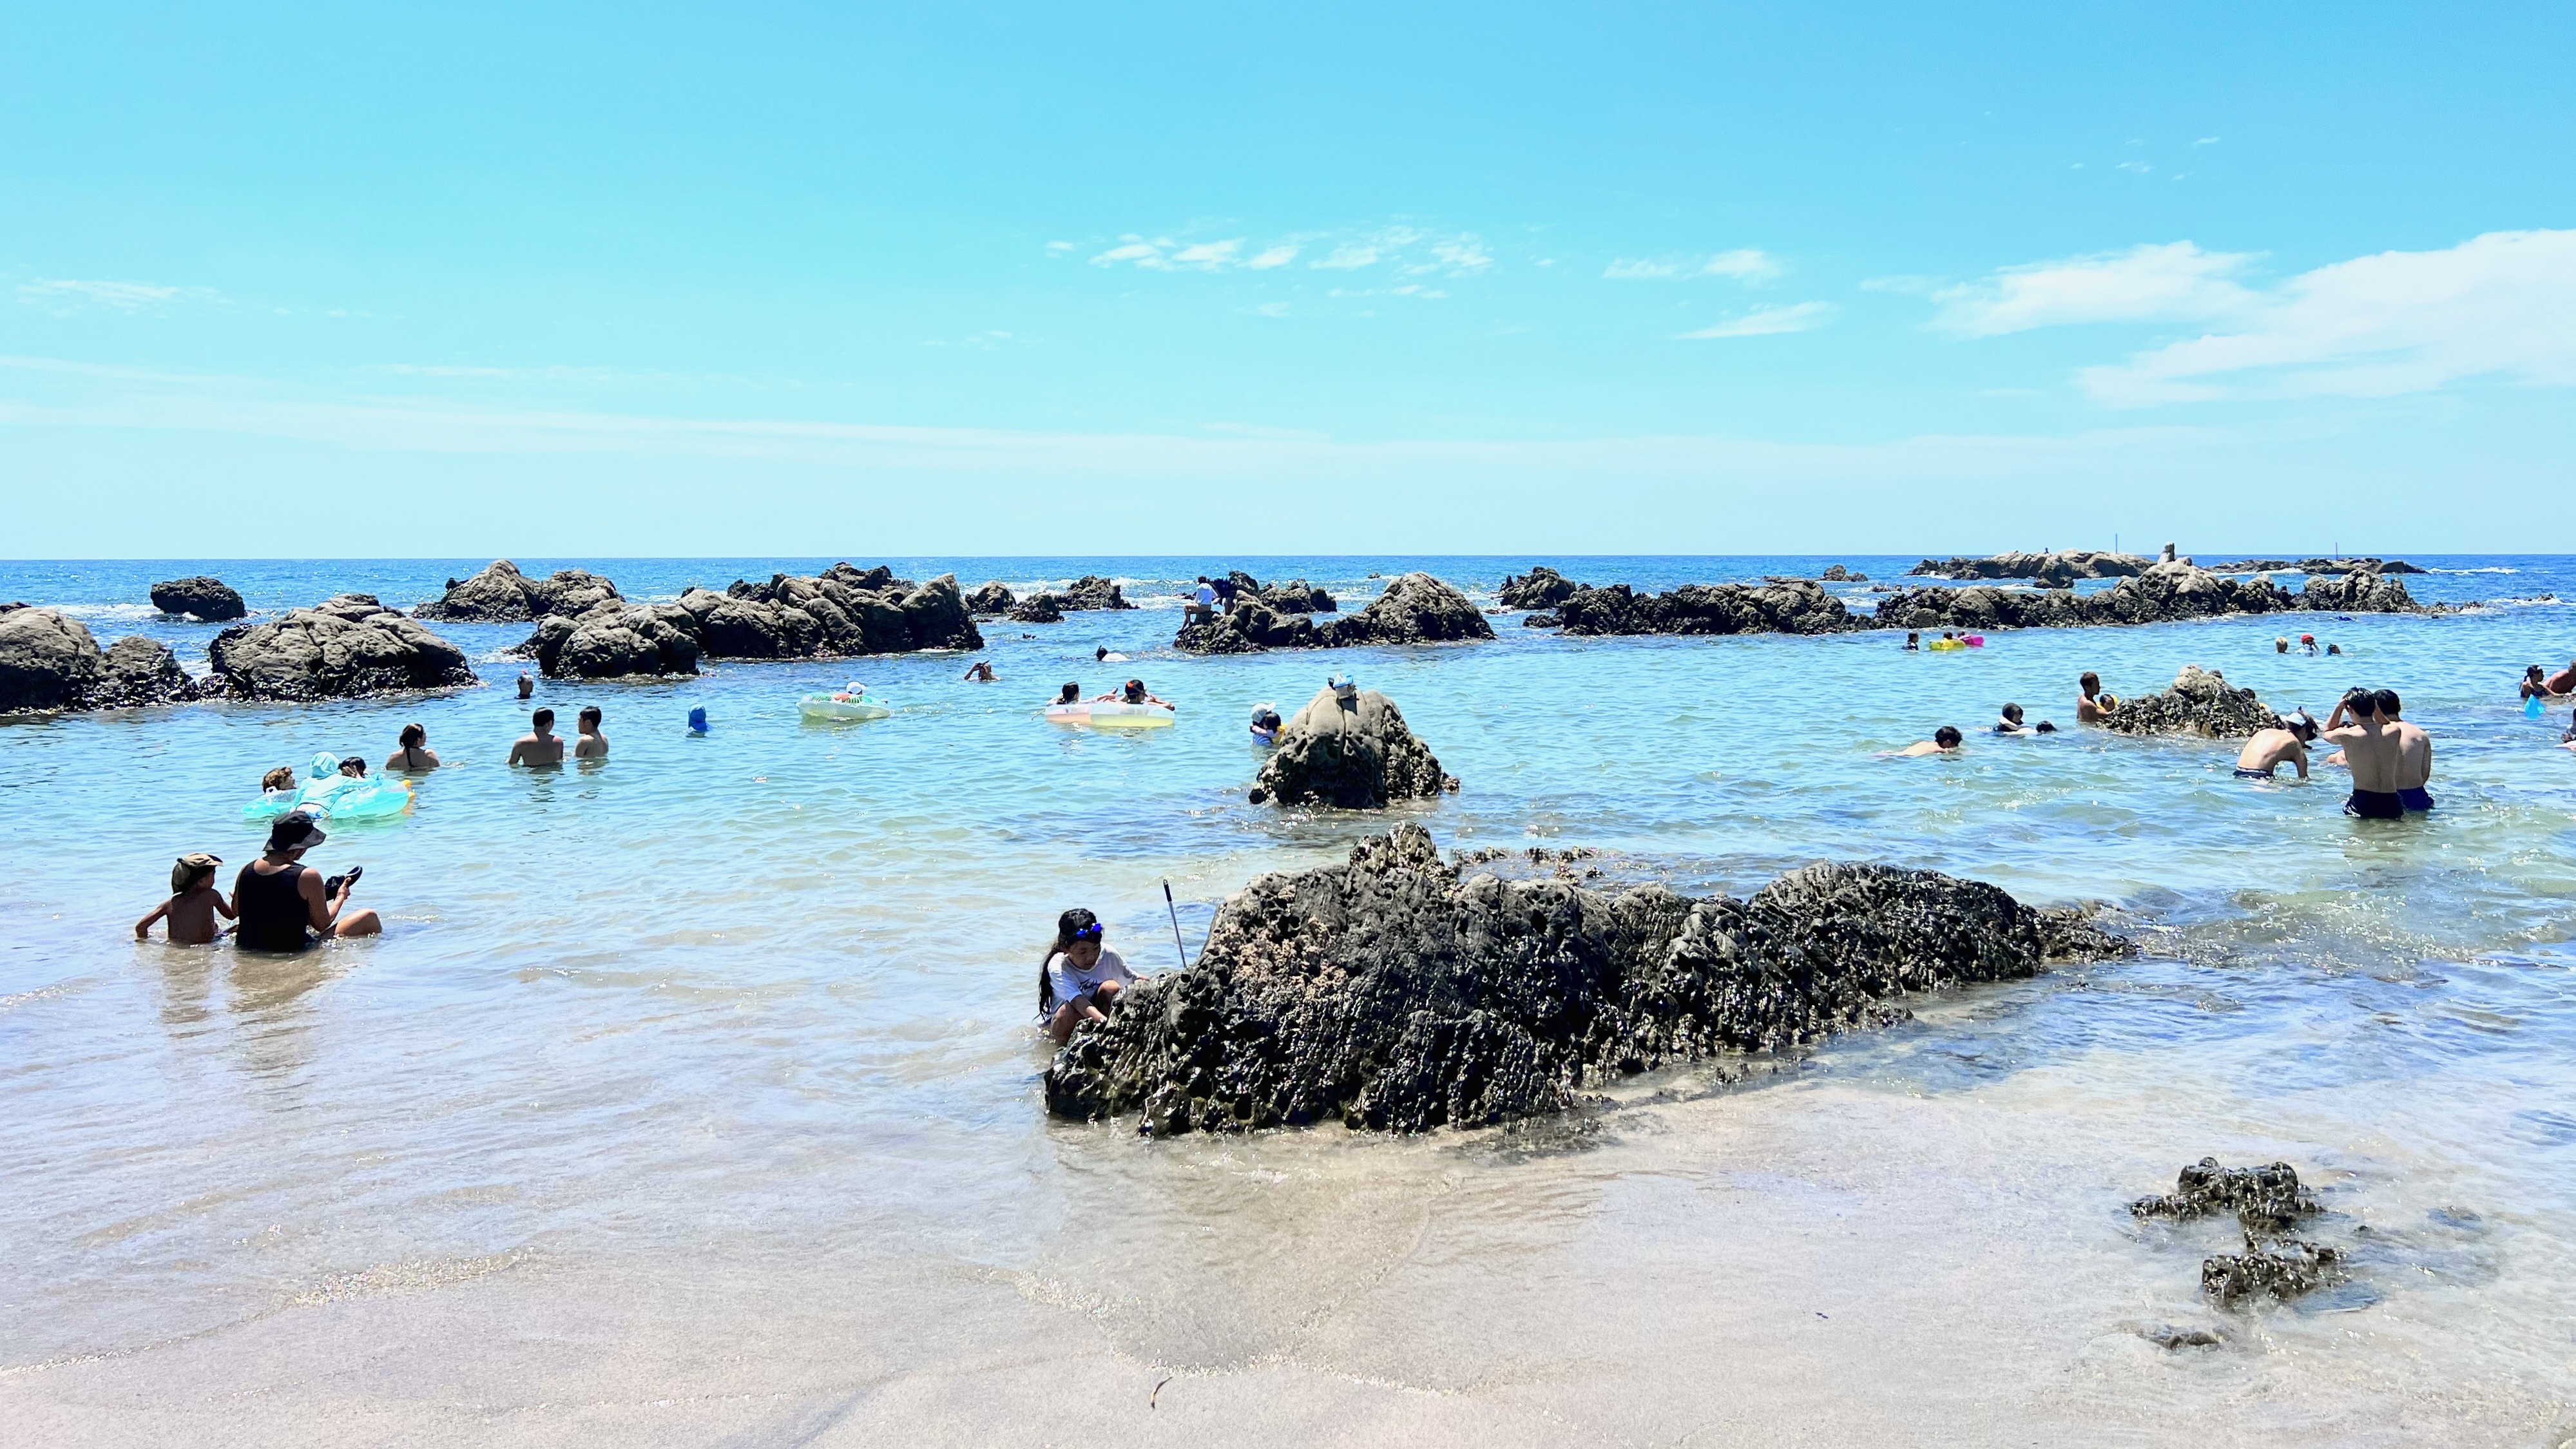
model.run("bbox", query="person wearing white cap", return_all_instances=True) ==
[234,812,380,950]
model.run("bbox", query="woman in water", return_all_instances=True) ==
[1053,682,1081,706]
[1039,908,1140,1044]
[384,722,440,772]
[1096,679,1173,710]
[235,812,381,950]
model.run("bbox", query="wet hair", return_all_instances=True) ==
[1038,907,1102,1013]
[2372,688,2400,717]
[2326,644,2341,656]
[2079,671,2100,696]
[2530,664,2546,680]
[338,756,367,777]
[2341,687,2376,716]
[262,765,296,792]
[579,705,602,728]
[1057,682,1079,704]
[1934,725,1963,749]
[1123,678,1146,700]
[533,707,556,729]
[2001,702,2024,724]
[1095,646,1109,660]
[398,722,426,749]
[2034,720,2057,734]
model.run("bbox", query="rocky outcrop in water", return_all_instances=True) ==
[1251,686,1454,808]
[210,595,477,700]
[964,582,1017,615]
[1007,593,1064,624]
[1227,570,1336,614]
[1177,573,1493,653]
[1057,575,1135,611]
[1818,564,1868,582]
[1044,826,2128,1135]
[2132,1158,2343,1308]
[415,560,622,622]
[1555,578,1860,636]
[0,607,212,713]
[1876,561,2419,631]
[2101,665,2278,739]
[149,575,246,622]
[1499,565,1582,610]
[2205,557,2424,576]
[522,564,981,677]
[1910,550,2152,584]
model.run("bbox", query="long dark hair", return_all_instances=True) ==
[1037,907,1099,1014]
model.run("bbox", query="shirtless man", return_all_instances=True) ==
[2378,689,2433,811]
[2235,711,2317,780]
[2077,672,2115,724]
[2321,689,2405,818]
[1898,725,1965,758]
[574,705,610,760]
[961,660,997,682]
[508,707,566,766]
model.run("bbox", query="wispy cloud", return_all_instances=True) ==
[1930,242,2258,336]
[1604,249,1781,283]
[2079,228,2576,403]
[18,278,190,314]
[1074,225,1488,283]
[1678,301,1837,338]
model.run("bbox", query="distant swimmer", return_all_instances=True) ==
[2378,689,2432,811]
[2077,671,2117,724]
[1039,907,1140,1044]
[1249,705,1283,745]
[2301,634,2318,656]
[1097,678,1173,710]
[260,764,296,793]
[384,722,441,773]
[1904,631,1921,651]
[2322,688,2405,818]
[2276,637,2290,654]
[1993,703,2055,735]
[2326,643,2342,656]
[1095,646,1130,664]
[1898,726,1965,758]
[517,672,535,700]
[2235,711,2318,780]
[574,705,610,760]
[2524,664,2571,701]
[508,708,566,767]
[961,660,998,682]
[687,706,709,735]
[135,852,235,945]
[1053,682,1081,706]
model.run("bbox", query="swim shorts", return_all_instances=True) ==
[2233,767,2274,780]
[2345,790,2405,820]
[2398,787,2435,812]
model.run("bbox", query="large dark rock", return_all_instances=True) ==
[1227,570,1338,614]
[149,575,247,622]
[1498,564,1582,610]
[210,595,477,701]
[965,582,1016,615]
[1555,578,1860,636]
[1876,560,2419,631]
[1177,573,1491,653]
[2205,556,2424,577]
[528,563,980,675]
[1057,575,1135,611]
[1909,550,2152,583]
[1045,827,2129,1135]
[0,609,212,713]
[1007,593,1064,624]
[524,603,704,679]
[415,560,622,622]
[2101,665,2278,739]
[1254,686,1453,808]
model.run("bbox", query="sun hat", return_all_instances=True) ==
[265,812,326,854]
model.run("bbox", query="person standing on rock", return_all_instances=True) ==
[508,708,566,767]
[574,705,610,760]
[1040,908,1139,1044]
[384,722,441,773]
[1187,577,1218,626]
[2322,689,2405,818]
[2378,690,2433,811]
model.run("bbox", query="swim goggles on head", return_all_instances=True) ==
[1073,922,1104,941]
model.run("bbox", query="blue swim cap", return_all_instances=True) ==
[687,706,708,733]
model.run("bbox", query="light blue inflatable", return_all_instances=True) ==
[242,752,413,823]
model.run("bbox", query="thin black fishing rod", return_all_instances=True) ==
[1162,880,1188,969]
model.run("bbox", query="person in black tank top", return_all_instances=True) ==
[236,812,383,950]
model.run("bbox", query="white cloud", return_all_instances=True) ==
[1250,301,1291,317]
[2193,136,2220,146]
[19,278,187,314]
[1044,240,1075,253]
[1678,301,1838,338]
[1076,224,1488,286]
[1245,244,1299,269]
[2117,161,2153,175]
[1313,241,1388,270]
[1424,240,1493,274]
[1090,240,1165,267]
[1166,239,1243,270]
[1930,242,2258,336]
[2080,228,2576,403]
[1604,249,1781,283]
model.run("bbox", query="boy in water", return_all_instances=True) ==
[2322,688,2406,818]
[574,705,610,760]
[508,708,566,766]
[2235,711,2318,780]
[135,853,235,945]
[1898,726,1965,757]
[2378,690,2433,810]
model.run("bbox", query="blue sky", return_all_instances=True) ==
[2,3,2570,557]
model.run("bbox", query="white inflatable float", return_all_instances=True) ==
[798,683,893,722]
[1045,700,1175,729]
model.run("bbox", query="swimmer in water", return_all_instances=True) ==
[962,660,997,682]
[1897,725,1965,758]
[2077,671,2117,725]
[574,705,609,760]
[508,708,566,767]
[1095,678,1173,710]
[2322,688,2405,818]
[1095,646,1130,664]
[135,852,235,945]
[2276,637,2290,654]
[2234,711,2318,780]
[517,672,535,700]
[2379,690,2432,811]
[1053,682,1081,706]
[1249,705,1282,745]
[384,722,440,772]
[1994,703,2035,735]
[2327,643,2342,656]
[2301,634,2318,656]
[1903,631,1920,651]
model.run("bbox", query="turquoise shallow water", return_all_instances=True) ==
[5,554,2576,1444]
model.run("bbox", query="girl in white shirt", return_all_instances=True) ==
[1040,907,1139,1044]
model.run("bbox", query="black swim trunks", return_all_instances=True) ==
[2345,789,2405,820]
[2233,766,2274,780]
[2398,787,2435,812]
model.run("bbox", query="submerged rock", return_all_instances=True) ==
[1177,573,1492,653]
[2101,666,2278,740]
[1499,564,1582,610]
[1044,826,2128,1135]
[2202,1237,2344,1308]
[416,560,622,622]
[1254,686,1453,808]
[1555,578,1860,636]
[964,582,1017,615]
[149,575,247,622]
[2133,1157,2321,1234]
[210,595,477,700]
[1876,560,2419,631]
[1057,575,1135,611]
